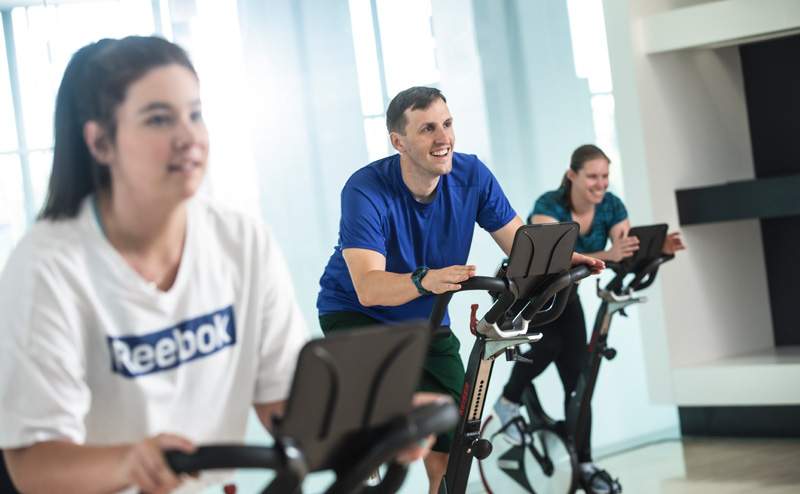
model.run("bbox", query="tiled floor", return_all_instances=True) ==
[472,437,800,493]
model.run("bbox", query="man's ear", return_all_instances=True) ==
[389,132,405,153]
[83,121,113,164]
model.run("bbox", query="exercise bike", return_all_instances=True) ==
[426,222,593,494]
[166,323,458,494]
[477,224,674,494]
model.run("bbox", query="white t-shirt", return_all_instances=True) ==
[0,195,310,492]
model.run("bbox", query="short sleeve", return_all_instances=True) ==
[606,192,628,226]
[0,244,91,448]
[253,228,310,404]
[338,172,387,255]
[475,161,517,233]
[531,191,569,223]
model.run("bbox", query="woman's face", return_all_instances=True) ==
[569,157,609,206]
[92,63,209,206]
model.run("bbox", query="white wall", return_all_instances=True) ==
[602,0,777,405]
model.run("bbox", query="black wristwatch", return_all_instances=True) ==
[411,266,432,295]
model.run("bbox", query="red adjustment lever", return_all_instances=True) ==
[470,304,479,335]
[223,484,237,494]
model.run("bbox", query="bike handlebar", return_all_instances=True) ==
[604,254,675,295]
[166,445,281,474]
[521,264,592,326]
[427,276,513,333]
[165,401,458,494]
[428,264,594,336]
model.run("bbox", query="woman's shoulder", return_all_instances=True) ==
[601,190,624,206]
[192,196,269,236]
[190,197,281,258]
[9,209,96,268]
[0,214,96,315]
[534,189,567,210]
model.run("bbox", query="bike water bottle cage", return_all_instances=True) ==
[411,266,432,295]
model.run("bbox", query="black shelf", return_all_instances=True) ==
[675,175,800,226]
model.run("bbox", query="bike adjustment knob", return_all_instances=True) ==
[603,347,617,360]
[468,438,493,460]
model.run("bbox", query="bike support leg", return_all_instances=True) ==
[440,334,542,494]
[569,297,639,454]
[439,335,494,494]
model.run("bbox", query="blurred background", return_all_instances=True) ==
[1,0,798,492]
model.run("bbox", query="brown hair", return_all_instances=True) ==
[385,86,446,135]
[40,36,196,220]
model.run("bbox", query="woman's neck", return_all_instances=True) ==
[96,189,187,290]
[570,189,595,216]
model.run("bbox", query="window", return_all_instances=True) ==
[0,0,159,269]
[566,0,624,191]
[348,0,439,162]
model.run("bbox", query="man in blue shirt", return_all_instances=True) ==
[317,86,602,492]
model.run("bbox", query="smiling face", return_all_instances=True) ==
[568,156,610,205]
[86,63,209,207]
[390,97,455,180]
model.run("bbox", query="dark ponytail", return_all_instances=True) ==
[559,144,610,211]
[40,36,196,220]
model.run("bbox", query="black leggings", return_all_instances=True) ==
[502,285,593,463]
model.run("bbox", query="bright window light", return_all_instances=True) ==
[348,0,384,117]
[566,0,612,94]
[376,0,438,98]
[348,0,440,160]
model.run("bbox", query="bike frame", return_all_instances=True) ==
[433,222,590,494]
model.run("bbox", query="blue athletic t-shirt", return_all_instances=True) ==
[317,152,516,325]
[531,190,627,254]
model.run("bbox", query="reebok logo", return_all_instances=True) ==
[107,306,236,378]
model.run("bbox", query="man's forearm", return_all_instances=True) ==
[352,270,420,307]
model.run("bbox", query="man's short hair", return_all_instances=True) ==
[386,86,447,135]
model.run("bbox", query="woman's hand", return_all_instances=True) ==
[121,433,196,494]
[662,231,686,255]
[570,253,605,275]
[607,229,640,262]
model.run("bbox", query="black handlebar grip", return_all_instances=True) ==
[165,445,281,474]
[568,264,592,283]
[428,276,511,331]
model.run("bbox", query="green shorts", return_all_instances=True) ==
[319,311,465,453]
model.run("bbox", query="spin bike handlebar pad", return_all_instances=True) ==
[604,224,675,295]
[166,323,459,494]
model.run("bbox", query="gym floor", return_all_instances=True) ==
[471,437,800,493]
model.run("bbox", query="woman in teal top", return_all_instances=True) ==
[493,144,684,494]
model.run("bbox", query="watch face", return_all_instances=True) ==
[413,267,425,277]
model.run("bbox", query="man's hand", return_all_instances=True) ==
[421,265,477,294]
[121,433,196,494]
[394,392,452,464]
[662,231,686,255]
[607,229,640,262]
[570,253,605,275]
